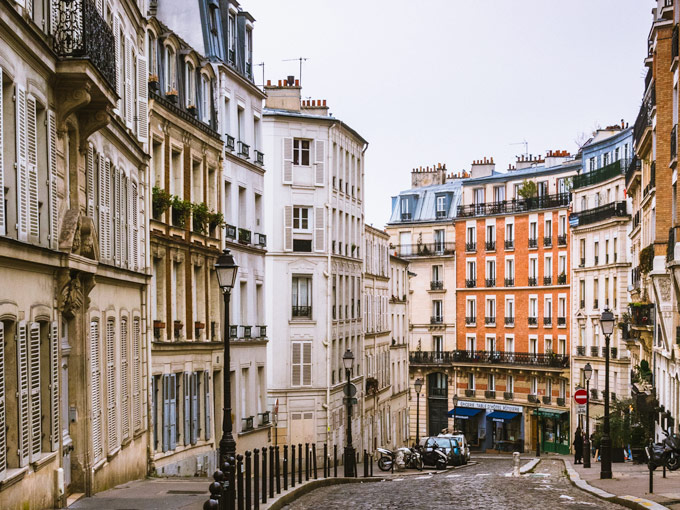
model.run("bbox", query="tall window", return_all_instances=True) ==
[293,207,310,231]
[293,139,310,166]
[486,298,496,321]
[507,375,514,393]
[467,372,475,389]
[291,342,312,386]
[434,229,445,252]
[292,276,312,318]
[505,259,514,282]
[505,222,514,243]
[531,377,538,395]
[529,298,537,318]
[466,299,476,321]
[166,46,176,90]
[201,75,210,123]
[431,264,442,283]
[432,300,443,322]
[436,196,446,217]
[466,226,475,245]
[185,61,195,107]
[466,260,476,282]
[529,221,537,241]
[493,185,505,202]
[505,298,514,321]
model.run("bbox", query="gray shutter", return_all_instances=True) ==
[283,205,293,252]
[314,207,325,252]
[204,371,211,441]
[114,168,121,265]
[47,110,59,249]
[282,137,293,184]
[26,97,39,242]
[17,321,29,466]
[90,320,103,463]
[114,17,121,113]
[183,372,190,445]
[0,68,5,236]
[125,38,133,129]
[98,155,106,259]
[291,342,301,386]
[106,319,117,451]
[15,85,28,241]
[87,144,95,218]
[169,373,177,450]
[137,54,148,143]
[191,373,198,445]
[302,342,312,386]
[49,321,59,452]
[162,375,169,452]
[314,139,325,186]
[131,182,138,271]
[132,318,141,431]
[120,318,129,440]
[0,322,6,477]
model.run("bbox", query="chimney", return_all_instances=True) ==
[470,157,495,178]
[264,76,302,111]
[411,162,447,188]
[544,149,571,168]
[301,98,330,117]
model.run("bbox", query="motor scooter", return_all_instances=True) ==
[376,446,424,471]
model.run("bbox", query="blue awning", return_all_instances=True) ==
[448,407,482,419]
[487,411,520,422]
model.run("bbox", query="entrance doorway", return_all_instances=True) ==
[427,373,448,435]
[60,318,73,494]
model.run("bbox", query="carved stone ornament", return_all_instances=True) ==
[59,209,99,261]
[60,276,83,319]
[658,276,672,302]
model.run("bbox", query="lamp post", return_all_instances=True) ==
[343,349,355,477]
[215,249,239,467]
[452,394,458,433]
[414,378,423,446]
[599,308,615,479]
[583,362,592,469]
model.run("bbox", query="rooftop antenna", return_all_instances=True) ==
[282,57,309,85]
[255,62,265,89]
[510,140,529,158]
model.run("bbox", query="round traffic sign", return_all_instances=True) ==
[343,383,357,397]
[574,388,588,405]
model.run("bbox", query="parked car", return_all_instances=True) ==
[419,436,463,466]
[439,433,470,464]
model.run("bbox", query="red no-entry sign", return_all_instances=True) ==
[574,388,588,405]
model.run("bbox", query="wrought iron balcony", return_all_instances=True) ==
[409,350,569,369]
[634,92,653,146]
[430,280,444,290]
[238,228,251,245]
[255,233,267,248]
[465,279,476,288]
[393,242,454,258]
[590,346,599,357]
[485,278,496,287]
[528,317,538,326]
[238,141,250,159]
[557,317,566,326]
[504,278,514,287]
[292,305,312,318]
[557,273,567,284]
[543,276,552,285]
[558,234,567,246]
[576,346,586,356]
[528,394,539,403]
[573,159,629,189]
[504,317,515,325]
[630,303,653,327]
[543,316,552,326]
[465,316,476,325]
[543,236,552,247]
[465,241,477,252]
[542,396,552,404]
[504,239,514,250]
[465,389,475,397]
[626,157,641,188]
[504,392,513,401]
[430,315,443,324]
[485,390,496,399]
[557,397,566,407]
[255,150,265,166]
[528,238,538,248]
[570,201,628,228]
[225,134,236,152]
[457,193,571,218]
[673,125,678,162]
[485,241,496,251]
[53,0,117,90]
[528,277,537,286]
[225,223,237,239]
[484,316,496,325]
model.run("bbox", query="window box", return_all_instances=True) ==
[485,390,496,399]
[590,346,599,357]
[238,141,250,159]
[225,224,237,239]
[504,392,513,400]
[528,394,538,403]
[465,279,476,288]
[465,389,475,397]
[242,326,252,339]
[504,240,514,250]
[292,306,312,319]
[255,150,265,166]
[229,325,238,338]
[259,411,270,426]
[257,325,267,338]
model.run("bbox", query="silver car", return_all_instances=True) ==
[439,433,470,463]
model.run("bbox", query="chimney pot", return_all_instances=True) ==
[267,79,271,86]
[323,99,327,106]
[278,80,282,86]
[295,79,300,86]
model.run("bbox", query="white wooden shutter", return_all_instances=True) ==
[17,321,29,466]
[0,322,6,477]
[28,323,41,460]
[98,154,106,258]
[204,371,211,441]
[283,205,293,252]
[47,110,58,249]
[114,168,121,265]
[183,372,190,446]
[105,319,117,451]
[121,174,128,268]
[302,342,312,386]
[114,17,121,113]
[314,139,325,186]
[125,38,133,128]
[26,97,39,242]
[90,320,103,463]
[131,182,138,271]
[16,85,28,241]
[132,318,141,431]
[95,0,102,15]
[105,160,112,260]
[314,207,325,252]
[0,68,5,236]
[137,54,148,143]
[282,137,293,184]
[87,144,95,218]
[191,373,198,445]
[49,321,59,452]
[120,318,129,440]
[291,342,301,386]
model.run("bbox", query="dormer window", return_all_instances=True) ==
[400,198,411,220]
[208,1,219,35]
[201,75,210,123]
[228,14,236,62]
[436,196,446,218]
[185,61,195,107]
[166,46,176,91]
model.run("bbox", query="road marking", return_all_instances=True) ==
[559,495,574,500]
[446,474,462,478]
[414,475,432,480]
[475,473,490,476]
[391,478,404,481]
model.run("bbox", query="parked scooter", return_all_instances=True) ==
[376,446,424,471]
[417,443,449,470]
[646,435,672,471]
[662,429,680,471]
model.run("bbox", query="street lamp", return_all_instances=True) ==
[583,362,593,469]
[414,378,423,446]
[452,394,459,433]
[215,249,239,467]
[343,349,355,477]
[599,308,615,479]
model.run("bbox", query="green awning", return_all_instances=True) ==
[534,408,568,418]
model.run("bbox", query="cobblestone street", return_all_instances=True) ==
[283,458,625,510]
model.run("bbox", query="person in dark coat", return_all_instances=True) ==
[573,427,583,464]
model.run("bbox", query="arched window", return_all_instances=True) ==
[166,46,176,91]
[185,61,195,107]
[201,74,210,123]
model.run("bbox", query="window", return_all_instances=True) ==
[166,46,176,90]
[493,185,505,202]
[593,279,599,308]
[185,62,195,107]
[293,139,311,166]
[594,241,599,265]
[488,373,495,391]
[466,298,476,322]
[529,298,538,318]
[579,239,586,265]
[293,207,310,231]
[558,215,566,237]
[505,258,514,283]
[505,335,514,353]
[486,298,496,322]
[505,222,514,243]
[531,376,538,395]
[545,219,552,238]
[106,319,118,453]
[433,336,443,357]
[292,276,312,318]
[431,264,442,283]
[467,372,475,389]
[466,225,475,245]
[434,229,445,252]
[432,300,443,322]
[544,296,552,320]
[544,255,552,279]
[486,259,496,283]
[291,342,312,386]
[201,75,210,123]
[505,298,514,321]
[529,221,537,241]
[506,375,514,393]
[466,260,476,283]
[436,195,446,217]
[486,224,495,244]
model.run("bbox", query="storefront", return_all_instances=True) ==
[449,401,524,452]
[534,408,570,455]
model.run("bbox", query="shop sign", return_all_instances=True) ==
[457,400,522,413]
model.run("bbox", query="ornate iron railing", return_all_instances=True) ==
[504,240,514,250]
[570,201,628,227]
[504,278,514,287]
[53,0,116,89]
[634,92,654,146]
[626,157,641,188]
[409,350,569,368]
[573,159,629,189]
[485,241,496,251]
[672,125,678,161]
[543,236,552,247]
[457,193,570,218]
[392,242,454,258]
[430,280,444,290]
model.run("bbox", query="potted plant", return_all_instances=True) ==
[208,211,224,235]
[152,186,172,220]
[148,74,160,93]
[191,202,209,234]
[166,88,178,104]
[170,196,192,228]
[153,320,165,329]
[187,103,197,117]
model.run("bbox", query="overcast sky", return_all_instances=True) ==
[252,0,652,228]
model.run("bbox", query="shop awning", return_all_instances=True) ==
[487,411,520,422]
[448,407,482,419]
[534,408,568,418]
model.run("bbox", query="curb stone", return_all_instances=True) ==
[520,458,540,474]
[561,459,669,510]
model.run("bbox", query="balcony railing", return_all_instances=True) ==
[528,277,537,286]
[570,201,628,227]
[557,234,567,246]
[590,346,599,357]
[53,0,117,89]
[672,125,678,162]
[557,397,566,407]
[465,279,476,288]
[576,346,586,356]
[430,316,443,324]
[292,306,312,318]
[457,193,571,218]
[630,303,653,327]
[528,317,538,326]
[504,278,514,287]
[543,276,552,285]
[542,396,552,404]
[238,141,250,158]
[528,238,538,248]
[573,159,629,189]
[528,394,539,403]
[485,278,496,287]
[543,316,552,326]
[430,280,444,290]
[393,242,454,258]
[626,157,641,188]
[557,317,566,326]
[465,316,476,325]
[485,241,496,251]
[485,390,496,399]
[504,392,513,400]
[557,273,567,284]
[465,242,477,252]
[484,316,496,325]
[225,134,236,152]
[255,150,265,166]
[409,350,569,368]
[634,92,653,146]
[225,223,237,239]
[238,228,251,245]
[504,239,514,250]
[255,233,267,248]
[504,317,514,325]
[257,325,267,338]
[543,236,552,247]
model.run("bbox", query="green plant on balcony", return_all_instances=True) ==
[518,179,537,199]
[191,202,210,233]
[640,244,654,273]
[171,196,192,228]
[152,186,172,219]
[208,211,224,232]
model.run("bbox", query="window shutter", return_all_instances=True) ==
[26,97,39,241]
[90,320,103,462]
[137,54,148,143]
[114,168,121,265]
[0,68,5,236]
[95,0,102,15]
[87,144,95,218]
[15,85,28,241]
[121,174,128,268]
[191,373,198,445]
[49,321,59,452]
[17,321,29,466]
[314,207,325,252]
[162,375,169,452]
[106,319,117,452]
[291,342,301,386]
[132,318,141,431]
[0,322,6,477]
[114,17,121,112]
[169,374,177,450]
[98,155,106,259]
[314,139,325,186]
[105,159,112,260]
[125,38,133,128]
[302,342,312,386]
[204,371,211,441]
[47,110,59,249]
[282,137,293,184]
[120,318,129,440]
[283,205,293,252]
[183,372,190,446]
[131,182,138,271]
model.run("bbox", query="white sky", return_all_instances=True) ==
[251,0,652,228]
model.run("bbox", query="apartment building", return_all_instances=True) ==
[570,126,633,439]
[263,80,367,454]
[385,164,461,442]
[363,225,410,451]
[0,0,149,506]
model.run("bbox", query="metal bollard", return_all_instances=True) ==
[305,443,310,481]
[245,451,252,510]
[324,444,328,478]
[649,462,654,493]
[298,444,302,483]
[370,454,373,477]
[253,449,260,510]
[334,444,338,478]
[354,452,358,478]
[512,451,520,477]
[313,443,318,479]
[283,445,288,491]
[204,468,224,510]
[364,450,368,478]
[663,462,667,478]
[275,446,281,494]
[227,455,236,510]
[261,447,267,504]
[291,445,296,488]
[237,454,244,510]
[268,446,274,498]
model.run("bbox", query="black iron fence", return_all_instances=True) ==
[409,350,568,368]
[672,125,678,162]
[457,193,570,218]
[573,159,629,190]
[570,201,628,227]
[205,444,374,509]
[634,92,654,146]
[626,157,641,188]
[392,242,454,258]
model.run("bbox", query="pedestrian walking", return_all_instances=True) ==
[573,427,583,464]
